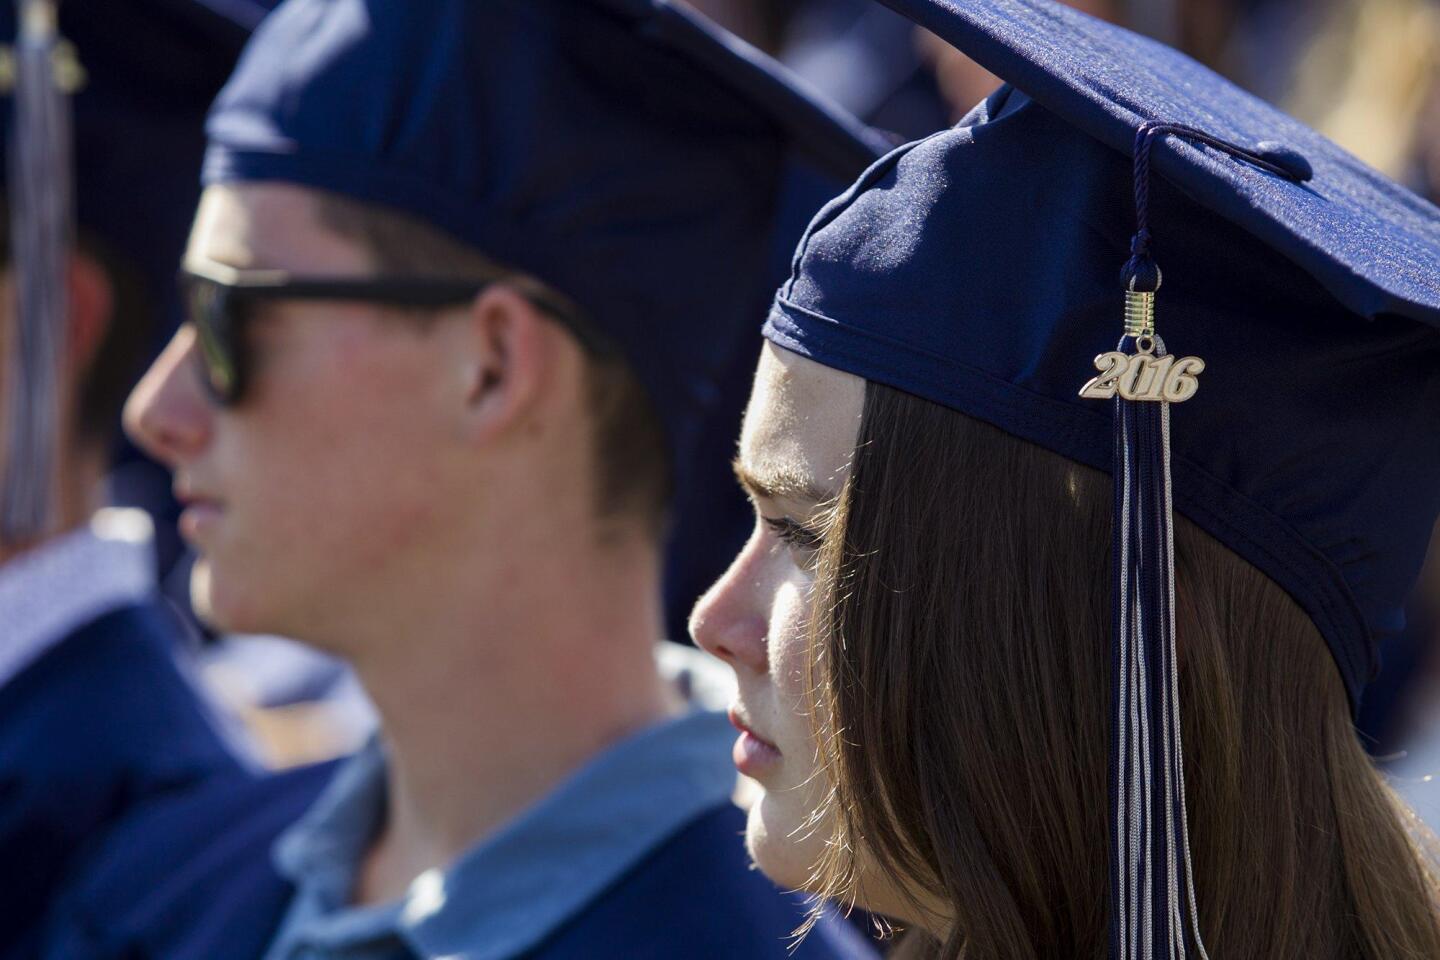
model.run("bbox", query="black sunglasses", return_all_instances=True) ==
[181,260,594,405]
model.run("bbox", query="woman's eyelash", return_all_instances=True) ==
[763,516,823,551]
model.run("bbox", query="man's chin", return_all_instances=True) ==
[189,558,264,636]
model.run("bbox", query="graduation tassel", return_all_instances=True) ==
[1,0,77,545]
[1085,120,1310,958]
[1079,120,1252,960]
[1100,309,1207,960]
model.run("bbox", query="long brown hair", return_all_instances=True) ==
[805,380,1440,958]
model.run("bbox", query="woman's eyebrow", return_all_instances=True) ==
[731,457,832,505]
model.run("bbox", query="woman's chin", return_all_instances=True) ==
[744,791,829,894]
[744,791,945,935]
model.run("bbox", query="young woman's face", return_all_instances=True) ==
[691,342,864,893]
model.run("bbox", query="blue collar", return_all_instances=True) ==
[270,709,737,959]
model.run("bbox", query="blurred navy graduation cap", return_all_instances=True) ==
[762,0,1440,953]
[780,0,950,141]
[203,0,887,637]
[41,0,268,305]
[0,0,272,558]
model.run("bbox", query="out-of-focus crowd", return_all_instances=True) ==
[690,0,1440,207]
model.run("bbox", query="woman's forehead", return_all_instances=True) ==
[738,343,864,505]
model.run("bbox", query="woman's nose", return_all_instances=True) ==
[690,533,771,675]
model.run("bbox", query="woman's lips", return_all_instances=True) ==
[728,707,782,779]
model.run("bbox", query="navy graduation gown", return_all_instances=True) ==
[523,802,877,960]
[40,762,335,960]
[42,779,875,960]
[0,601,242,956]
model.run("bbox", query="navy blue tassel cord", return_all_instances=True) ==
[1121,121,1312,293]
[1100,117,1312,960]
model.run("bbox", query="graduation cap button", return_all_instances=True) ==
[1253,140,1314,182]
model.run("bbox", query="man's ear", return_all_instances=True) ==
[453,283,563,443]
[66,250,113,381]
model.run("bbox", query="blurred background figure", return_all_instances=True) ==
[682,0,1440,202]
[1265,0,1439,200]
[0,0,270,952]
[777,0,950,141]
[682,0,949,139]
[37,2,889,957]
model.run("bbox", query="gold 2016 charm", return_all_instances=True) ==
[1079,349,1204,403]
[1080,287,1203,402]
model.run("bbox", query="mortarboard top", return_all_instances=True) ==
[763,0,1440,714]
[202,0,890,499]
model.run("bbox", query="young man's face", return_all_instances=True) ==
[126,183,465,642]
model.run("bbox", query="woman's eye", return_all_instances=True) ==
[763,515,822,553]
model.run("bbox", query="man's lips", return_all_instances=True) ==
[174,477,222,508]
[175,485,225,542]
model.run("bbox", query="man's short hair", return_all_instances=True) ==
[313,190,671,541]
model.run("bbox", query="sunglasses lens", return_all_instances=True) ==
[187,279,241,403]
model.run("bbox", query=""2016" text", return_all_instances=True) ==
[1078,351,1204,403]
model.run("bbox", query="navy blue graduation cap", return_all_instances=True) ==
[0,0,271,543]
[202,0,888,511]
[762,0,1440,955]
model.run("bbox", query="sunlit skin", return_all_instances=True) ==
[693,342,955,935]
[691,341,858,899]
[125,182,671,905]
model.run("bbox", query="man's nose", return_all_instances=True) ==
[123,325,213,468]
[690,532,770,675]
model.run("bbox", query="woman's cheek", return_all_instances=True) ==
[768,573,815,703]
